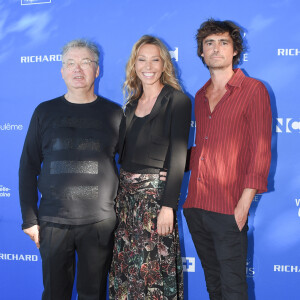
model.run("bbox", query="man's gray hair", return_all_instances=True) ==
[62,39,100,64]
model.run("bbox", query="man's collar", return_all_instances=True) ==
[197,68,245,97]
[227,68,245,88]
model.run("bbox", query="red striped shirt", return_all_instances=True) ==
[183,69,272,214]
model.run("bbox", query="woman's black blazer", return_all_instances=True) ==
[118,84,191,209]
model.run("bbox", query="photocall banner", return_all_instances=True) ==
[0,0,299,299]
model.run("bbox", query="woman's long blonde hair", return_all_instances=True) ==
[123,35,181,104]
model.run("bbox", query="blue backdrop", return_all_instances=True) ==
[0,0,299,299]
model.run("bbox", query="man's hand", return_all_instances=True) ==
[157,206,174,236]
[234,204,249,231]
[23,225,40,249]
[234,188,257,231]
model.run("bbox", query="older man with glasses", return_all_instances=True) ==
[19,39,123,300]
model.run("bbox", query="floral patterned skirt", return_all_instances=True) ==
[109,169,183,300]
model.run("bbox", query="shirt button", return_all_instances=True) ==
[205,136,208,140]
[208,115,212,119]
[197,178,201,181]
[200,157,204,161]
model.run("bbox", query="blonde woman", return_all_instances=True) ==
[109,35,191,299]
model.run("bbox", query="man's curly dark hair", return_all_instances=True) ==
[196,19,245,67]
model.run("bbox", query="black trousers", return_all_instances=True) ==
[184,208,248,300]
[39,217,117,300]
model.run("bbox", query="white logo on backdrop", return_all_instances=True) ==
[274,265,300,273]
[242,32,248,62]
[295,198,300,217]
[0,253,38,262]
[21,55,62,63]
[21,0,51,5]
[182,257,195,272]
[0,123,23,131]
[253,194,262,202]
[169,48,178,62]
[242,53,248,62]
[246,257,257,278]
[190,120,196,128]
[0,185,11,198]
[278,49,300,56]
[275,118,300,133]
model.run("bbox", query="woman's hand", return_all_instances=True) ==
[159,170,167,181]
[157,206,174,236]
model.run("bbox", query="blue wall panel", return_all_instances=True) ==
[1,0,299,299]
